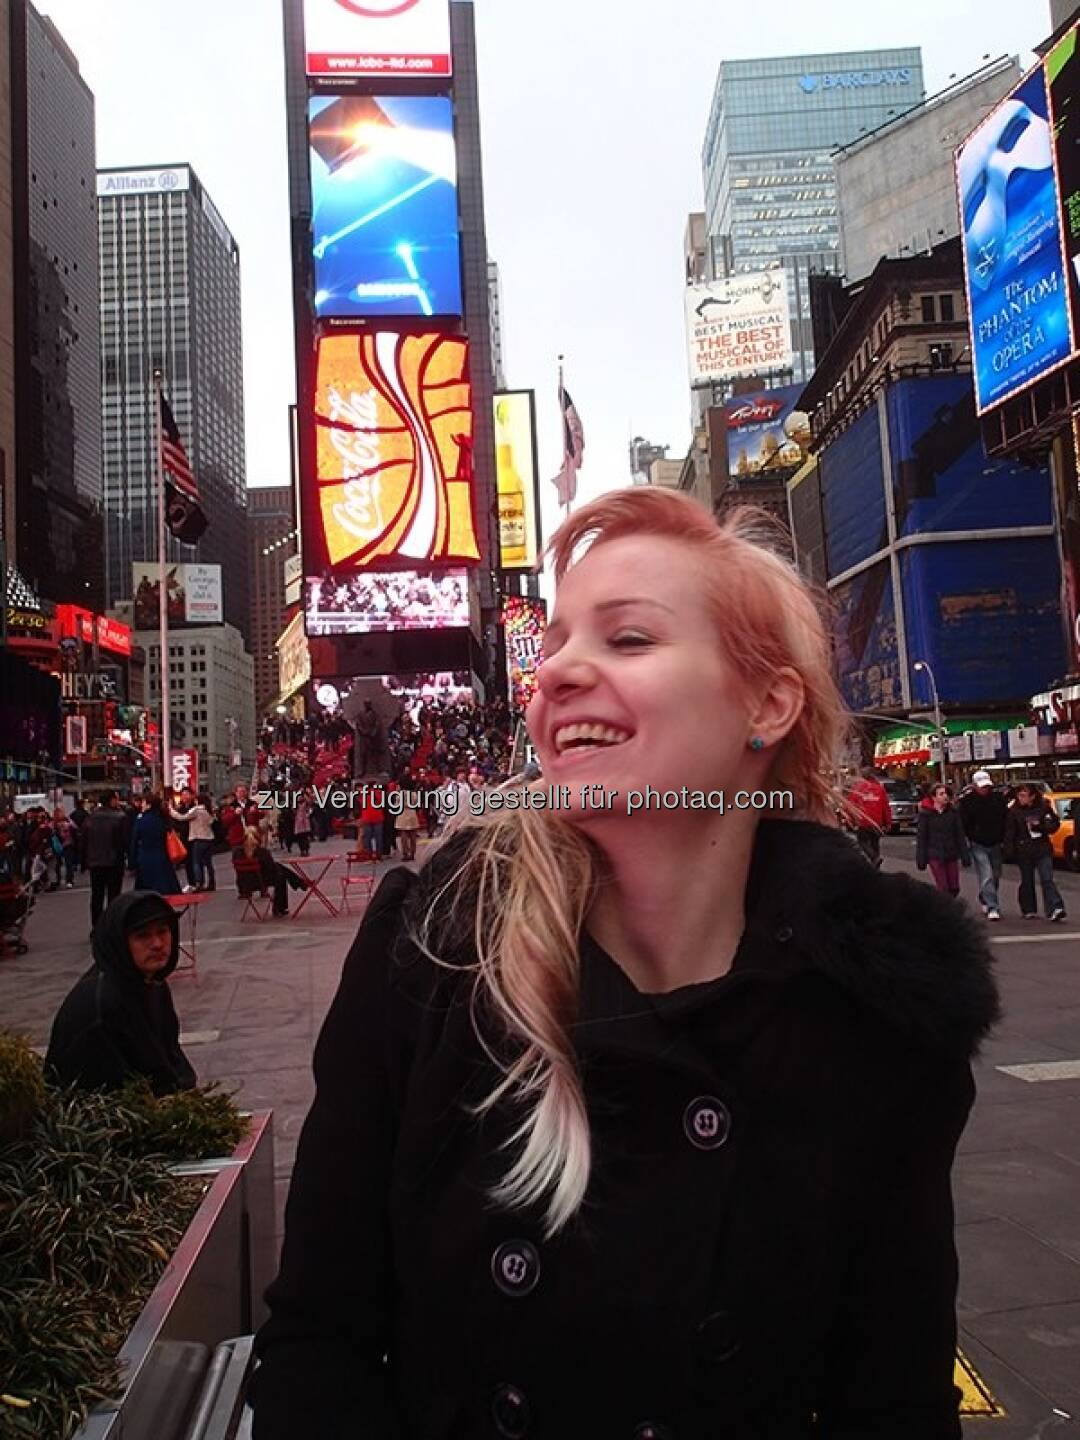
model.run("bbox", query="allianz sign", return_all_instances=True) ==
[799,68,912,93]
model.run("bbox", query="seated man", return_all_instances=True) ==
[45,892,196,1096]
[233,827,309,918]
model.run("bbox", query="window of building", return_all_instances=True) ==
[939,293,955,323]
[920,295,937,324]
[929,342,954,371]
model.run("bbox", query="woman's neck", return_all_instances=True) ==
[585,814,759,995]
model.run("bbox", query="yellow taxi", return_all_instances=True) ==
[1047,790,1080,870]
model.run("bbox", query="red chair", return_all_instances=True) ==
[233,856,272,922]
[340,853,378,914]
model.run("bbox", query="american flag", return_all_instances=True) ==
[160,393,207,544]
[551,378,584,508]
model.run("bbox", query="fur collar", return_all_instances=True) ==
[403,818,1002,1060]
[748,820,1002,1058]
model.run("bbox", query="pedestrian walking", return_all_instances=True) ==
[843,768,891,867]
[916,784,971,897]
[252,488,999,1440]
[959,770,1008,920]
[170,791,216,892]
[294,790,313,858]
[1004,784,1066,922]
[129,794,181,897]
[82,791,127,929]
[53,808,79,888]
[394,780,422,862]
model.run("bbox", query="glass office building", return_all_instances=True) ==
[98,165,249,637]
[702,49,924,381]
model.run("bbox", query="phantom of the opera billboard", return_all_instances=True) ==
[303,331,479,575]
[309,94,463,323]
[957,54,1075,414]
[303,0,452,80]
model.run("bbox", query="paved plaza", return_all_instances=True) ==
[1,832,1079,1437]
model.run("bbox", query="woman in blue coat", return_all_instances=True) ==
[129,793,180,896]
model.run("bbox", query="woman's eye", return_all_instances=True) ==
[610,633,652,649]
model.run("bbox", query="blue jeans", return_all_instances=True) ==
[1017,851,1065,917]
[970,842,1002,911]
[190,839,215,890]
[362,822,381,857]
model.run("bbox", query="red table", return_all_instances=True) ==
[164,891,215,975]
[285,856,339,919]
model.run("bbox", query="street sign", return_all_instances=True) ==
[65,715,89,756]
[169,748,199,796]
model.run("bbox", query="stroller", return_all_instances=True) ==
[0,873,35,957]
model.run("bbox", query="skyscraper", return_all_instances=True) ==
[488,258,506,390]
[10,1,101,607]
[702,49,924,381]
[248,484,297,711]
[0,0,16,569]
[97,164,249,638]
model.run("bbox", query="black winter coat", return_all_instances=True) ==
[1003,799,1060,861]
[44,891,196,1096]
[250,820,1000,1440]
[916,806,971,868]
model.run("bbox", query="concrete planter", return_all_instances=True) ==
[72,1111,274,1440]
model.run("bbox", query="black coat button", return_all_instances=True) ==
[491,1383,530,1437]
[698,1309,742,1363]
[683,1097,732,1151]
[633,1425,673,1440]
[775,925,794,943]
[491,1240,541,1297]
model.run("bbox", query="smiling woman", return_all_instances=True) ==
[252,488,1001,1440]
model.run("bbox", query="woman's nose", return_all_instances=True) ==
[536,643,597,699]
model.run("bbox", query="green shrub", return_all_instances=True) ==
[115,1079,249,1163]
[0,1065,248,1438]
[0,1035,45,1147]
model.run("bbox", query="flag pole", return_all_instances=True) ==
[153,370,170,796]
[558,354,570,522]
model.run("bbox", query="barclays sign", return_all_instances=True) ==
[799,67,912,93]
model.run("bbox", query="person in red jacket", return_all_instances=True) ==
[844,768,892,868]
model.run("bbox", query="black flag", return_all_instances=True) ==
[160,394,207,544]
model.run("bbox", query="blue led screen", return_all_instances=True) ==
[901,538,1065,706]
[820,402,887,580]
[886,376,1053,538]
[310,94,463,321]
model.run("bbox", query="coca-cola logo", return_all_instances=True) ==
[727,399,785,428]
[334,0,421,15]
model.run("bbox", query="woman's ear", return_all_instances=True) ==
[748,666,805,748]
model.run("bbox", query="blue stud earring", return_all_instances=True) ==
[749,737,766,752]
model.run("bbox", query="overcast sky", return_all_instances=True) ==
[42,0,1047,545]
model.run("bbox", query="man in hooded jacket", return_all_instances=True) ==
[44,891,196,1096]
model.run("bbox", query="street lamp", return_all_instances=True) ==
[913,661,946,786]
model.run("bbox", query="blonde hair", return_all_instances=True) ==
[242,826,261,858]
[415,489,848,1236]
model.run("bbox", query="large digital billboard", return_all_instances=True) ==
[684,270,792,386]
[308,331,479,572]
[1048,23,1080,341]
[310,94,462,322]
[494,391,541,570]
[957,64,1073,413]
[304,0,452,79]
[305,570,471,635]
[723,385,810,482]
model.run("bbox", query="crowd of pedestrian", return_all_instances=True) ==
[844,766,1070,921]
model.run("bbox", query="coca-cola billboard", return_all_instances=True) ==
[305,331,479,575]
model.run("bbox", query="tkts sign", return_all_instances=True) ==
[303,0,452,77]
[169,748,199,797]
